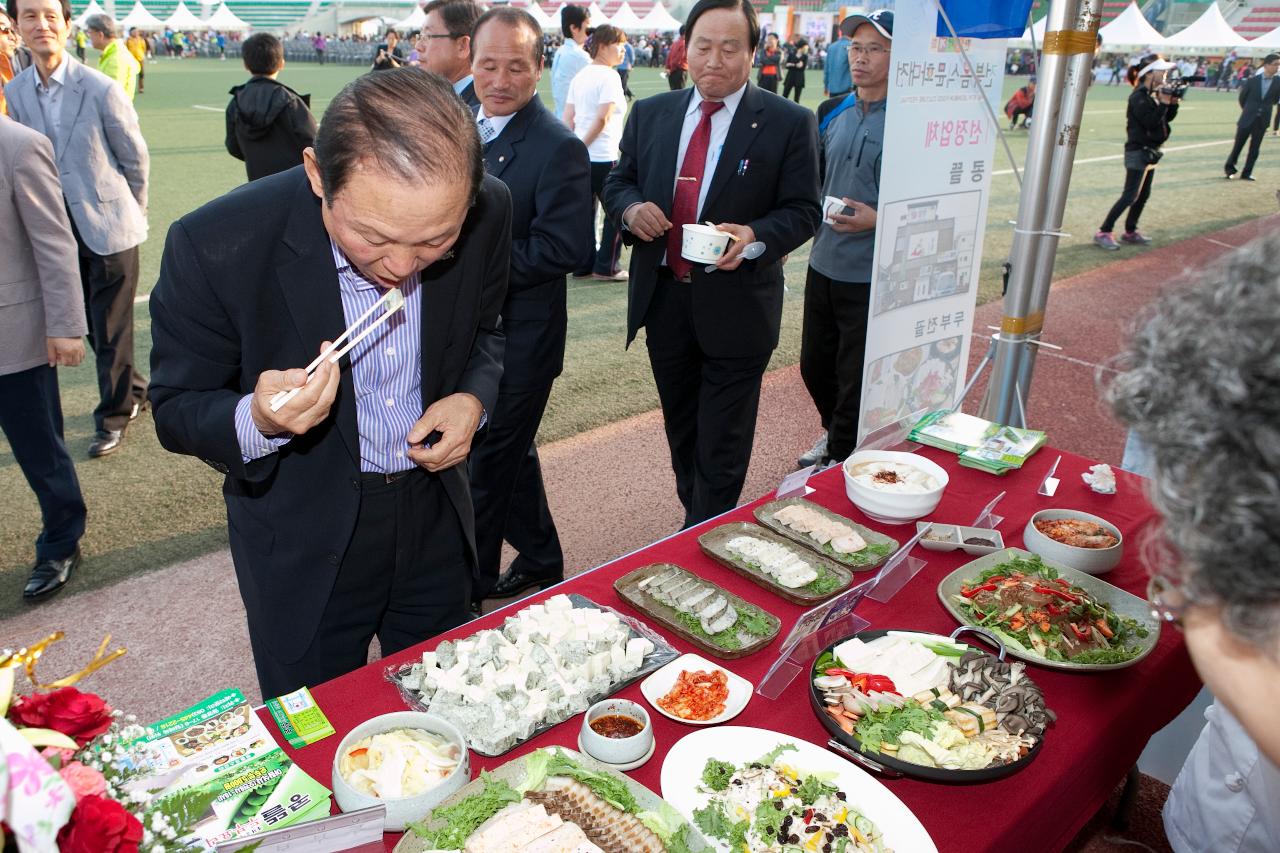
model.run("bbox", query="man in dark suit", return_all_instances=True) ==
[417,0,481,108]
[148,69,509,699]
[603,0,821,529]
[1225,53,1280,181]
[467,7,593,604]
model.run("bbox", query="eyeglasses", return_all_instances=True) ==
[0,26,13,35]
[418,32,462,40]
[848,43,887,58]
[1147,573,1188,626]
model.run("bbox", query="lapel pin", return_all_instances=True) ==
[751,122,758,129]
[498,155,506,163]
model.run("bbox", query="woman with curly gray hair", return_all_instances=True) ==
[1108,232,1280,852]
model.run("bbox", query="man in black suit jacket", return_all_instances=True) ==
[603,0,820,528]
[466,7,593,603]
[1225,53,1280,181]
[148,70,509,699]
[418,0,482,108]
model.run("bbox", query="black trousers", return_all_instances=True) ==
[668,69,686,90]
[800,268,870,464]
[588,161,623,276]
[783,80,804,102]
[757,74,779,93]
[0,365,86,563]
[71,224,146,432]
[645,274,772,528]
[618,68,632,98]
[248,469,471,699]
[1100,167,1156,234]
[1225,117,1268,178]
[468,381,564,600]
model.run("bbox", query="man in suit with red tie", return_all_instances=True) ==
[603,0,820,529]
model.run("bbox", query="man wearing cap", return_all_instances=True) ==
[797,10,891,470]
[1224,53,1280,182]
[603,0,820,528]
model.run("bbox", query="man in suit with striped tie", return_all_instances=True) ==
[466,6,594,606]
[1224,53,1280,181]
[604,0,820,529]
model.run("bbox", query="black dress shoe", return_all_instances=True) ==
[89,428,124,458]
[1241,175,1257,181]
[24,550,81,601]
[489,567,563,599]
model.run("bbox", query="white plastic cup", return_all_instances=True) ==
[681,223,732,263]
[823,195,847,222]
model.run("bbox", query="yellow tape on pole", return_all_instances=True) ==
[1000,313,1045,335]
[1041,29,1098,55]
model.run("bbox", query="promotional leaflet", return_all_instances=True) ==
[126,688,331,848]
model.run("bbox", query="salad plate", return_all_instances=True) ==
[808,630,1050,783]
[397,745,710,852]
[937,548,1160,671]
[660,726,937,853]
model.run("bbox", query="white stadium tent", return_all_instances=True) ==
[206,2,250,30]
[1248,23,1280,49]
[1009,15,1047,48]
[586,2,609,25]
[641,1,681,32]
[120,1,165,30]
[393,3,426,30]
[523,2,556,30]
[608,2,647,31]
[163,0,208,30]
[1097,1,1164,49]
[1162,1,1246,49]
[73,0,104,27]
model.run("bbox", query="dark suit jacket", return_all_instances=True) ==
[459,79,480,109]
[482,97,593,389]
[603,84,821,359]
[1238,72,1280,128]
[148,167,510,663]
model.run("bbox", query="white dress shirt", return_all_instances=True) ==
[675,82,747,220]
[476,107,514,142]
[32,53,70,150]
[1164,701,1280,853]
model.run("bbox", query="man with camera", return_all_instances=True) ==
[1094,55,1178,250]
[1224,53,1280,182]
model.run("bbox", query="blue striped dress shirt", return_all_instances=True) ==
[234,239,422,473]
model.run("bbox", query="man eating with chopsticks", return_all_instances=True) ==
[147,68,510,700]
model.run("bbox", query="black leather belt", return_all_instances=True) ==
[361,468,418,486]
[659,266,692,284]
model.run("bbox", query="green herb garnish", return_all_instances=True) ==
[693,804,748,848]
[735,606,775,637]
[700,758,736,791]
[753,799,787,839]
[796,773,838,805]
[804,569,845,596]
[408,772,522,848]
[676,611,742,650]
[854,701,946,754]
[754,743,798,766]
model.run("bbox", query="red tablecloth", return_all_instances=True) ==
[257,446,1200,853]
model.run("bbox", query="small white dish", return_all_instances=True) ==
[576,731,657,771]
[681,223,731,262]
[579,699,653,765]
[639,653,752,726]
[916,522,962,552]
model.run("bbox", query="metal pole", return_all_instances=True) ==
[1014,0,1104,406]
[979,0,1084,426]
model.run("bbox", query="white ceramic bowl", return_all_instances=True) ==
[681,223,731,263]
[843,450,949,524]
[579,699,653,765]
[1023,508,1124,575]
[331,711,470,832]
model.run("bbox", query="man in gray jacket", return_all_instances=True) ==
[5,0,149,459]
[0,115,88,601]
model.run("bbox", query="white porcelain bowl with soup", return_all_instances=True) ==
[843,450,949,524]
[681,223,732,263]
[1023,508,1124,575]
[579,699,653,765]
[331,711,469,831]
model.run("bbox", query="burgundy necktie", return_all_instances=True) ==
[667,99,724,280]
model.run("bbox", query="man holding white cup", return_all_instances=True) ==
[603,0,820,528]
[798,10,892,469]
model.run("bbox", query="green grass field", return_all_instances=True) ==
[1,55,1276,614]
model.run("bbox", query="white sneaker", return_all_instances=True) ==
[798,432,829,468]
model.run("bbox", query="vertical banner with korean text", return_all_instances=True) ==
[856,0,1006,443]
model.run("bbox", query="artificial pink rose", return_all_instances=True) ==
[9,688,112,747]
[59,761,107,800]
